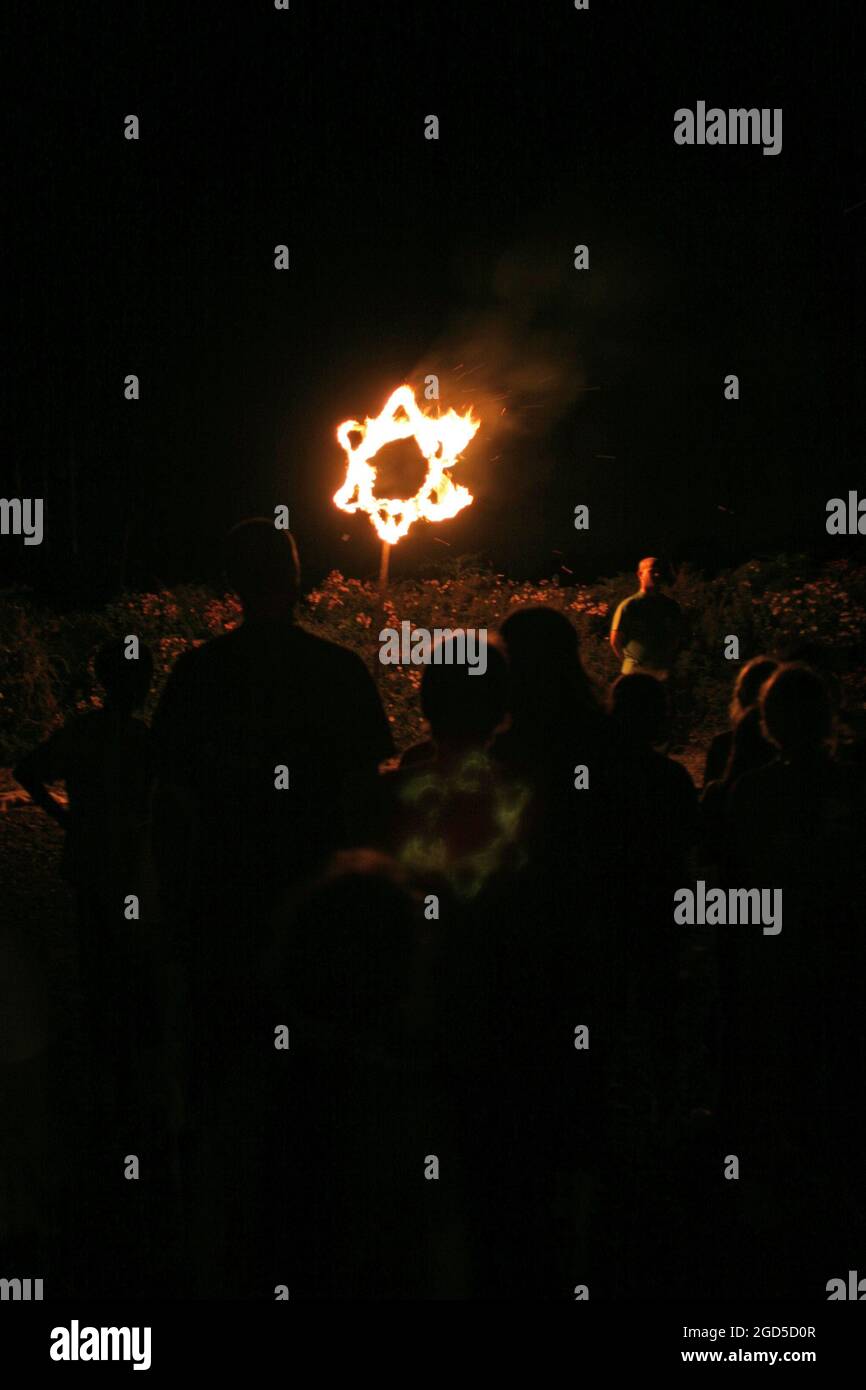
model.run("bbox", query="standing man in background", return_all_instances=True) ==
[610,557,684,681]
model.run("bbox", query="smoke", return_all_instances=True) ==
[407,238,591,482]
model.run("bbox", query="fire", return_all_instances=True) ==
[333,385,480,546]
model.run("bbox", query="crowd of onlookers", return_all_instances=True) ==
[6,521,865,1298]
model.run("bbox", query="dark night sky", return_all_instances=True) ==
[5,0,864,599]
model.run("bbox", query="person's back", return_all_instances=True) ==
[14,641,157,1106]
[155,619,392,895]
[728,665,862,903]
[700,705,776,874]
[606,675,699,1117]
[370,632,528,903]
[151,521,394,1108]
[14,641,154,905]
[152,522,393,932]
[206,852,452,1299]
[608,675,699,889]
[703,655,779,787]
[729,746,863,951]
[723,665,866,1182]
[493,606,614,878]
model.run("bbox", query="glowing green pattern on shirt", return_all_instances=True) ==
[396,749,531,899]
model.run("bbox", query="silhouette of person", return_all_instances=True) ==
[14,639,154,1021]
[728,663,862,922]
[610,557,684,680]
[723,664,866,1212]
[607,673,698,882]
[494,605,613,872]
[375,627,606,1297]
[151,520,393,1066]
[372,632,526,903]
[703,655,778,787]
[606,673,699,1114]
[487,607,618,1293]
[14,639,154,900]
[13,638,157,1143]
[700,703,776,876]
[267,851,454,1299]
[188,850,457,1298]
[495,606,605,762]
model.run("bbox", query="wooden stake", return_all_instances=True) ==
[378,540,391,591]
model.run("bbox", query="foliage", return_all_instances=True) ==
[0,586,242,763]
[1,557,864,764]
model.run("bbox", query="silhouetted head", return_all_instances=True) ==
[224,518,300,619]
[780,637,830,671]
[499,605,598,723]
[637,556,664,593]
[723,705,775,784]
[760,662,833,759]
[609,672,669,747]
[94,639,154,713]
[421,633,508,748]
[779,638,841,709]
[729,655,779,723]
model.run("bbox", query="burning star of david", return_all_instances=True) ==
[333,385,479,547]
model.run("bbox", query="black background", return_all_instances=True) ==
[5,0,864,598]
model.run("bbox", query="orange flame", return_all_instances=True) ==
[333,385,480,546]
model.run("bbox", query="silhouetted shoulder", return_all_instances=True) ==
[669,752,696,786]
[704,729,732,785]
[153,620,394,781]
[160,621,375,678]
[15,709,144,785]
[288,624,389,679]
[658,750,699,805]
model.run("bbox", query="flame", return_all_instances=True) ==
[333,385,480,545]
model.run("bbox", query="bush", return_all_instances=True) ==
[0,586,242,764]
[2,557,863,764]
